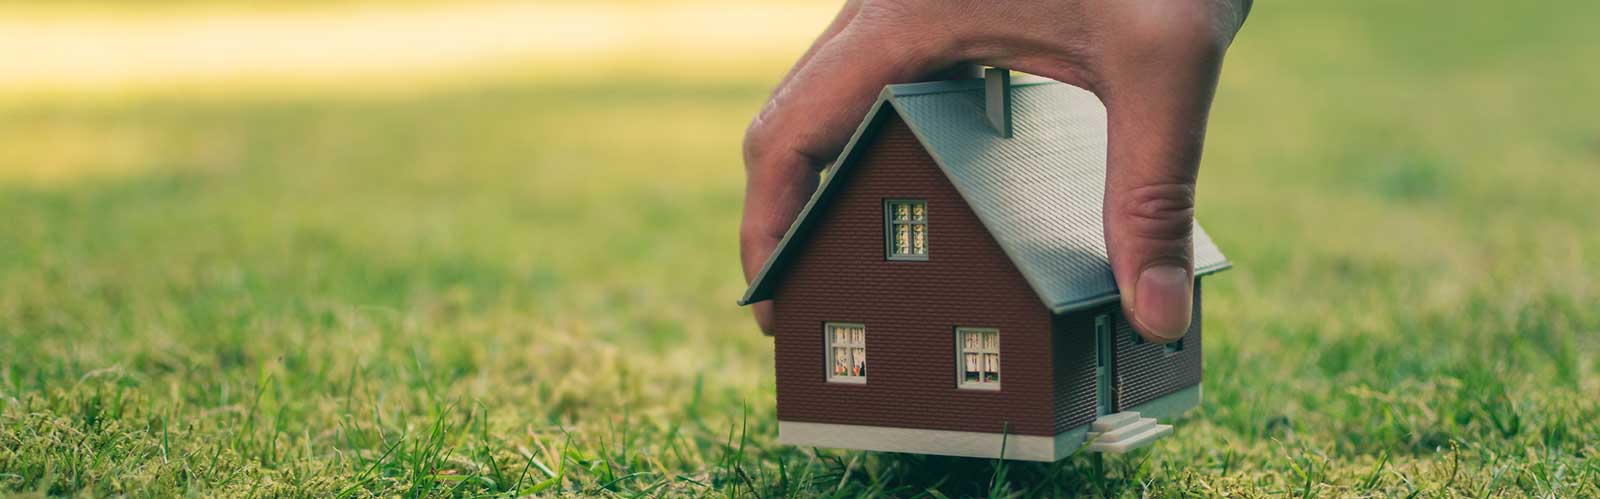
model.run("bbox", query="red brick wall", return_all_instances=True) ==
[769,115,1058,437]
[1112,281,1204,411]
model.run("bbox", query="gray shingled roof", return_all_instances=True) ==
[739,76,1229,314]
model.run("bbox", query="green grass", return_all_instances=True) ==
[3,1,1600,497]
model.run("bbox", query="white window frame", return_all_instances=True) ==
[884,199,928,261]
[956,327,1000,390]
[825,323,867,384]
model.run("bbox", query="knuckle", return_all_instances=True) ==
[1115,5,1230,60]
[857,0,920,25]
[740,215,789,249]
[853,3,953,68]
[742,114,775,168]
[1115,183,1196,242]
[743,105,821,174]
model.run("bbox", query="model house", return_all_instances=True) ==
[738,69,1230,461]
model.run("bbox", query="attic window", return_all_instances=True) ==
[957,327,1000,389]
[826,323,867,383]
[885,200,927,260]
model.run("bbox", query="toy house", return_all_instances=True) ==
[738,69,1231,461]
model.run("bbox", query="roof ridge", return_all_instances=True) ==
[886,74,1054,97]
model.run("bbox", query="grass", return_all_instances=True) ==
[2,0,1600,497]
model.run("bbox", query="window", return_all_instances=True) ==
[885,200,927,260]
[1164,338,1185,354]
[957,327,1000,389]
[826,323,867,383]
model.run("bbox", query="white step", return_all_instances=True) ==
[1090,412,1140,432]
[1088,424,1173,454]
[1091,418,1157,444]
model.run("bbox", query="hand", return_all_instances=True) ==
[740,0,1250,342]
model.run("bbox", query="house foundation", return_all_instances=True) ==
[779,385,1200,461]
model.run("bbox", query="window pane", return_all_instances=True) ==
[912,224,926,254]
[887,201,927,259]
[957,329,1000,386]
[827,324,866,380]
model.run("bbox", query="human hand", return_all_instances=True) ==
[740,0,1250,342]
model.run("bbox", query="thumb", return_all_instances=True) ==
[1096,15,1228,342]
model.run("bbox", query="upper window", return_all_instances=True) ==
[826,323,867,383]
[957,327,1000,389]
[885,200,927,260]
[1165,338,1185,354]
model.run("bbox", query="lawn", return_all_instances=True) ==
[2,1,1599,497]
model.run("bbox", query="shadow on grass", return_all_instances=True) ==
[801,450,1154,498]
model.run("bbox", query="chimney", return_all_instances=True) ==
[984,67,1013,138]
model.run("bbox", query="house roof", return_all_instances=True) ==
[739,76,1230,314]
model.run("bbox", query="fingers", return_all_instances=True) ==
[740,14,943,334]
[1094,4,1229,342]
[740,161,816,334]
[738,2,860,335]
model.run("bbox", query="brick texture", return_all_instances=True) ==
[770,116,1057,437]
[1051,305,1111,433]
[1112,281,1204,411]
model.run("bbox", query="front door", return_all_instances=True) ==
[1094,314,1114,416]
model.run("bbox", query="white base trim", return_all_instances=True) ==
[1123,384,1202,422]
[779,421,1083,461]
[778,385,1201,462]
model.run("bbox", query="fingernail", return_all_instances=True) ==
[1136,265,1193,340]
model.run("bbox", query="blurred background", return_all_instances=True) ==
[1,1,1597,497]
